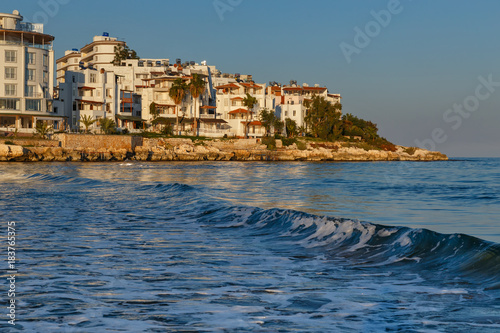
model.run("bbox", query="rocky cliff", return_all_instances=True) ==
[0,137,448,162]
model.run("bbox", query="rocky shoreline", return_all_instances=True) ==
[0,136,448,162]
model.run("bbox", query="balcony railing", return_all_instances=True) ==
[0,40,52,50]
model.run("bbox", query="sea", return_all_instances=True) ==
[0,158,499,332]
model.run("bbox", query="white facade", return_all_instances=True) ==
[0,10,64,132]
[54,33,342,137]
[213,78,266,138]
[55,34,226,135]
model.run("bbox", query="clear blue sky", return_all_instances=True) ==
[9,0,500,157]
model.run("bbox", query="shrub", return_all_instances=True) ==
[4,140,14,145]
[262,136,276,150]
[281,138,296,147]
[296,140,307,150]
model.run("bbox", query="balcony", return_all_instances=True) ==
[199,113,216,119]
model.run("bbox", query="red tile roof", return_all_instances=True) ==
[229,108,252,114]
[303,86,327,91]
[215,83,240,89]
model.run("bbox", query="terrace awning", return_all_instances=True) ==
[116,115,143,121]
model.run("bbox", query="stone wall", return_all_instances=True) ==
[0,138,59,147]
[58,134,143,150]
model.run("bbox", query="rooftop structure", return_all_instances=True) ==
[0,10,64,133]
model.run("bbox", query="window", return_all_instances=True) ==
[25,85,35,97]
[5,67,16,80]
[293,110,296,117]
[26,99,41,111]
[5,84,16,96]
[0,99,20,110]
[5,50,16,63]
[27,52,36,65]
[90,73,97,83]
[285,111,288,117]
[43,71,48,82]
[27,69,35,81]
[106,88,112,98]
[73,101,77,111]
[43,54,48,66]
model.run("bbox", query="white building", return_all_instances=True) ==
[54,33,342,137]
[0,10,65,132]
[277,82,342,129]
[213,77,266,138]
[55,34,227,135]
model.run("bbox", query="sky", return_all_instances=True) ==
[8,0,500,157]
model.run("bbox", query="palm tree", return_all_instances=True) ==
[35,121,53,139]
[242,93,258,139]
[189,74,206,136]
[99,118,116,134]
[169,78,188,135]
[79,114,97,133]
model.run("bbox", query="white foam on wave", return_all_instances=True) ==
[377,228,398,237]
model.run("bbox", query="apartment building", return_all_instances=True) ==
[0,10,65,132]
[213,75,266,138]
[277,81,342,128]
[55,34,222,134]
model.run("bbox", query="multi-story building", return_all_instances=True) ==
[54,33,342,137]
[55,34,225,135]
[0,10,65,132]
[277,81,342,129]
[213,77,266,138]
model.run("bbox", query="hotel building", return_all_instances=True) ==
[0,10,65,132]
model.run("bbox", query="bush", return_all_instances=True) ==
[4,140,14,145]
[160,125,173,136]
[262,136,276,150]
[296,140,307,150]
[281,138,296,147]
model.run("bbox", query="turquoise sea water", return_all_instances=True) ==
[0,159,499,332]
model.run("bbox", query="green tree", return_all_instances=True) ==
[297,125,306,137]
[242,93,258,139]
[169,78,188,135]
[35,121,53,139]
[285,118,298,138]
[304,96,342,140]
[273,118,284,135]
[259,108,276,136]
[79,114,97,133]
[149,102,160,120]
[99,118,116,134]
[189,74,206,136]
[111,45,140,66]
